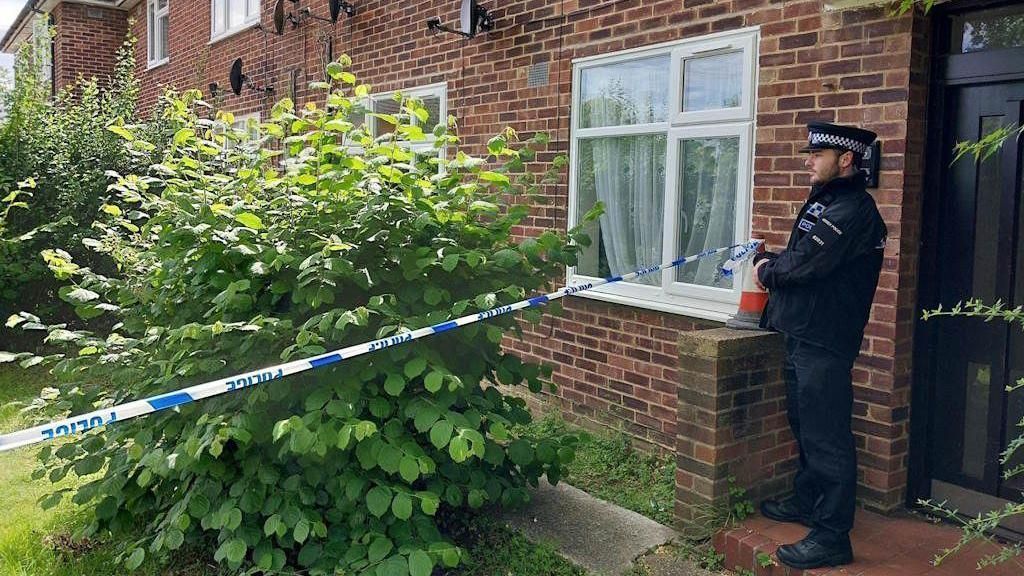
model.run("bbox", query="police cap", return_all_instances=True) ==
[799,122,877,155]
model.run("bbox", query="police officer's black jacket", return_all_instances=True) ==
[756,172,887,361]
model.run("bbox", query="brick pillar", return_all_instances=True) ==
[674,328,793,524]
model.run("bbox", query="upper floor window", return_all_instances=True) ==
[211,0,259,42]
[567,27,758,321]
[147,0,169,67]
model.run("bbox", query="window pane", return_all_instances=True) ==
[953,5,1024,53]
[247,0,258,16]
[576,135,666,284]
[676,137,738,288]
[229,0,245,28]
[372,97,401,136]
[159,15,169,60]
[418,95,442,130]
[148,4,155,59]
[682,51,743,112]
[579,55,668,128]
[157,0,167,10]
[212,0,224,33]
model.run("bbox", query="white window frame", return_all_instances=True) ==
[566,27,759,322]
[357,82,447,161]
[210,0,260,44]
[147,0,170,68]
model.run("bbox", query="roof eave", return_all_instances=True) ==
[1,0,142,53]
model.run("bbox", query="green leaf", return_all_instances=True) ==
[448,436,470,463]
[409,550,433,576]
[106,124,135,141]
[404,357,427,379]
[59,286,100,304]
[165,528,184,550]
[235,212,264,230]
[173,128,195,145]
[124,547,145,570]
[419,492,439,515]
[399,456,420,483]
[508,439,534,466]
[424,371,444,393]
[224,537,247,564]
[378,444,402,473]
[478,171,510,185]
[391,492,413,520]
[384,372,406,396]
[368,536,394,563]
[326,61,345,80]
[294,518,310,544]
[429,420,453,450]
[366,486,392,517]
[264,513,282,536]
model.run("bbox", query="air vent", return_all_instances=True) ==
[527,61,548,88]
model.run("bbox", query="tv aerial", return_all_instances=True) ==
[229,58,274,96]
[427,0,494,38]
[272,0,355,34]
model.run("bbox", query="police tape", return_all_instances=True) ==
[0,240,763,453]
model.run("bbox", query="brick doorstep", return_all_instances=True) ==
[714,509,1024,576]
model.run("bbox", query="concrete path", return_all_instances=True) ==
[501,479,712,576]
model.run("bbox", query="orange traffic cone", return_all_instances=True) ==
[725,239,768,331]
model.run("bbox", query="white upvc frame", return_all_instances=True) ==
[209,0,260,44]
[669,32,757,125]
[147,0,169,68]
[567,27,759,322]
[359,82,447,160]
[662,122,753,303]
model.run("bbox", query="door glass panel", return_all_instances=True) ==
[953,5,1024,53]
[971,116,1005,301]
[681,51,743,112]
[675,137,737,288]
[576,135,666,284]
[579,55,669,128]
[961,361,992,480]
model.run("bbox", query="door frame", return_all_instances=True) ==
[908,0,1024,506]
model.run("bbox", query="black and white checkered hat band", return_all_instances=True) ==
[808,132,869,154]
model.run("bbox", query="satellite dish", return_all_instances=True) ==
[429,0,492,38]
[273,0,286,34]
[229,58,245,95]
[228,57,274,96]
[460,0,477,36]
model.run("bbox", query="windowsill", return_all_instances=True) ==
[568,289,734,324]
[146,58,169,71]
[209,20,260,45]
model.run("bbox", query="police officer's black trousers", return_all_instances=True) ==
[784,336,856,545]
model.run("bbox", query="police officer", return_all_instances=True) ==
[752,122,886,570]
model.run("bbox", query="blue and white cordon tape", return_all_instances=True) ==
[0,240,762,453]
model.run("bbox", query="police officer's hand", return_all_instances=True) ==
[753,259,769,291]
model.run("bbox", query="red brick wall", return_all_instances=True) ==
[52,3,128,90]
[123,0,924,510]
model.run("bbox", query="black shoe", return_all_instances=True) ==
[759,498,814,527]
[776,537,853,570]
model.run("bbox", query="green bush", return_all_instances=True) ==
[6,58,591,575]
[0,30,142,318]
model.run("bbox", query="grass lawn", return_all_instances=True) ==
[0,366,583,575]
[520,415,676,526]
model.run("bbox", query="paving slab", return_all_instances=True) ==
[500,479,680,575]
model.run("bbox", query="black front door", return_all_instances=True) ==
[913,2,1024,528]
